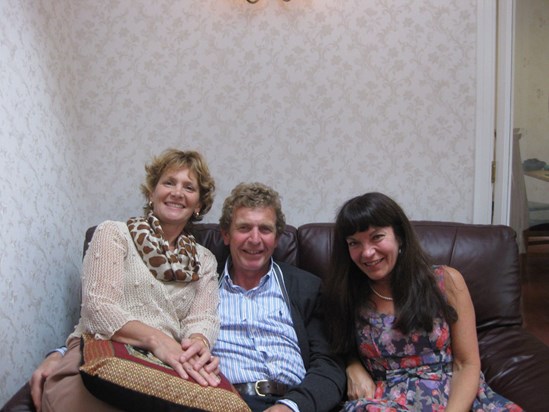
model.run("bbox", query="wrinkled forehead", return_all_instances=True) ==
[232,206,277,227]
[163,164,195,177]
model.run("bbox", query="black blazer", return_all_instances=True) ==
[277,262,346,412]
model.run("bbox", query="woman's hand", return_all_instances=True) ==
[346,357,376,400]
[142,331,195,381]
[112,321,215,384]
[179,335,221,387]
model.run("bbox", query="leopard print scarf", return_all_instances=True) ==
[127,213,200,282]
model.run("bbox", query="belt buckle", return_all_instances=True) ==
[254,380,268,397]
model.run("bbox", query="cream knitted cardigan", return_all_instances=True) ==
[68,220,220,346]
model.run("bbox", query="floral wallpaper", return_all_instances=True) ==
[72,0,477,227]
[0,0,85,403]
[0,0,478,404]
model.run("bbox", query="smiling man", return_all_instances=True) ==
[215,182,345,412]
[21,182,345,412]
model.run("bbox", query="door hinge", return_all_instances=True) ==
[491,161,496,184]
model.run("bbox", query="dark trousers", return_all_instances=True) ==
[241,394,282,412]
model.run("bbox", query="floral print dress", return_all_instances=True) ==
[343,266,523,412]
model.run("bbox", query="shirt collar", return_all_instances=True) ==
[221,256,275,290]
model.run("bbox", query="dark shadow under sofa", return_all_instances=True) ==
[3,221,549,411]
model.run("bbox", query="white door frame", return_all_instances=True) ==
[473,0,514,225]
[494,0,515,226]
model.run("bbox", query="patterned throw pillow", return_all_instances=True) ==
[79,334,250,412]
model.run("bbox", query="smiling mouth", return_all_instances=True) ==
[244,250,263,255]
[364,258,383,267]
[165,202,184,209]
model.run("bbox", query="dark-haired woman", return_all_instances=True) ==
[323,192,522,411]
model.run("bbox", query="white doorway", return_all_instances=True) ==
[493,0,514,228]
[474,1,513,228]
[491,0,549,252]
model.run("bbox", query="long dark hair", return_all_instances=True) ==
[323,192,457,354]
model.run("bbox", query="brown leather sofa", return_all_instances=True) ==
[3,221,549,411]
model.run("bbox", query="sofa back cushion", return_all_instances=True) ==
[413,221,521,330]
[297,221,522,331]
[84,220,522,331]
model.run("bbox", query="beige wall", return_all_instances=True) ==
[0,0,478,403]
[0,0,85,403]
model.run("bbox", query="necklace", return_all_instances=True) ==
[370,284,393,301]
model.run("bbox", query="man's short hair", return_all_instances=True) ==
[219,182,286,236]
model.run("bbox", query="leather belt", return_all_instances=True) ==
[233,380,289,397]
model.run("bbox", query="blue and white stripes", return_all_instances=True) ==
[213,260,306,386]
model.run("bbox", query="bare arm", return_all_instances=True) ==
[443,266,481,412]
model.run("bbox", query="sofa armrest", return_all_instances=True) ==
[478,326,549,411]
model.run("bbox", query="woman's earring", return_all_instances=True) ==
[148,201,153,209]
[398,247,402,254]
[195,211,200,218]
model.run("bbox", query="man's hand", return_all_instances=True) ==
[346,357,376,400]
[264,404,292,412]
[30,352,63,412]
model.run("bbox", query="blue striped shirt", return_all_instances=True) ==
[212,259,306,386]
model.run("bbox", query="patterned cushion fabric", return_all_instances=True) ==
[79,334,250,412]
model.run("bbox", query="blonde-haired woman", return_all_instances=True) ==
[42,149,220,411]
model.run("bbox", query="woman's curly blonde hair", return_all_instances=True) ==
[140,148,215,222]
